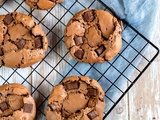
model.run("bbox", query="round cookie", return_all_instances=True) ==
[0,12,48,68]
[46,76,105,120]
[64,9,123,63]
[24,0,63,10]
[0,84,36,120]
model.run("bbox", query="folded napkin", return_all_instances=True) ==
[102,0,160,40]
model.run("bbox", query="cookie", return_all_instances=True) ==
[0,12,48,68]
[46,76,105,120]
[64,9,123,63]
[0,84,36,120]
[24,0,63,10]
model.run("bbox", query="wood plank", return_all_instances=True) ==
[128,12,160,120]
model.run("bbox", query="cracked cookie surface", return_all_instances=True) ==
[64,9,123,63]
[46,76,105,120]
[24,0,63,10]
[0,12,48,68]
[0,84,36,120]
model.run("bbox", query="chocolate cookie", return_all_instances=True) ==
[0,84,36,120]
[64,9,123,63]
[24,0,62,10]
[46,76,105,120]
[0,12,48,68]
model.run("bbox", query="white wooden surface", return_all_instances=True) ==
[0,1,160,120]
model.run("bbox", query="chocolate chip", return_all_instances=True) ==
[3,14,13,25]
[74,36,83,46]
[23,103,33,113]
[16,39,26,49]
[35,37,43,48]
[49,103,56,111]
[87,88,97,98]
[0,102,8,111]
[83,11,95,22]
[87,110,98,119]
[65,81,79,90]
[95,45,106,56]
[0,48,4,56]
[74,50,84,60]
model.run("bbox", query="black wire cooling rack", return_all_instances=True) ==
[0,0,159,119]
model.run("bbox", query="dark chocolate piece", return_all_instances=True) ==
[74,36,83,46]
[3,14,13,25]
[0,101,8,111]
[87,88,97,97]
[87,110,98,119]
[16,39,26,49]
[35,37,43,48]
[95,45,106,56]
[65,81,79,90]
[74,50,84,60]
[83,11,95,22]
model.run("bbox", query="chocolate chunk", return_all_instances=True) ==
[83,11,95,22]
[87,110,98,119]
[95,45,106,56]
[87,88,97,97]
[65,81,79,90]
[16,39,26,49]
[0,48,4,56]
[49,103,56,111]
[3,14,13,25]
[74,50,84,60]
[74,36,83,46]
[35,37,43,48]
[0,101,8,111]
[23,103,33,113]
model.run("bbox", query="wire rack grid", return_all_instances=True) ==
[0,0,159,119]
